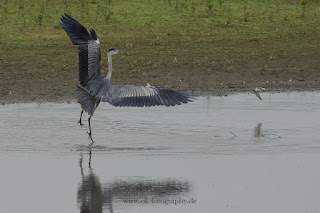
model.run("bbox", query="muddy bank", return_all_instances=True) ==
[1,36,320,104]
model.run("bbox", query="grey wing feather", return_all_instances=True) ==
[87,41,101,80]
[102,85,193,107]
[60,14,102,88]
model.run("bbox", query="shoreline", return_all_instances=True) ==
[2,86,319,105]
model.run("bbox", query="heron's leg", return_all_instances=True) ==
[87,116,94,145]
[78,109,84,126]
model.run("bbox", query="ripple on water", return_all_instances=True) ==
[0,92,320,156]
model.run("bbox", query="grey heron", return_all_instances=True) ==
[60,14,192,144]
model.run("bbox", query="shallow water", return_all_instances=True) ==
[1,92,320,213]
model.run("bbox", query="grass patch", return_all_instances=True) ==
[1,0,320,92]
[1,0,320,41]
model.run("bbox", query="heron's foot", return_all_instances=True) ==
[87,131,94,145]
[78,120,84,126]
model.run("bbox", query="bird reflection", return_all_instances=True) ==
[78,151,103,213]
[78,152,191,213]
[253,123,263,141]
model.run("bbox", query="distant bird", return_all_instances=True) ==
[254,87,265,100]
[60,14,192,144]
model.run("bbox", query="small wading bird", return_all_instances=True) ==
[60,14,192,144]
[254,87,265,100]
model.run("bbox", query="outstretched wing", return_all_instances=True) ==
[103,85,193,107]
[60,14,101,87]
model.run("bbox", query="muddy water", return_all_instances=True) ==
[1,92,320,213]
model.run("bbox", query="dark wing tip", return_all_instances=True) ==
[159,88,193,105]
[64,13,72,19]
[60,13,98,45]
[106,85,193,108]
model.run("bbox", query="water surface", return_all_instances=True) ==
[0,92,320,213]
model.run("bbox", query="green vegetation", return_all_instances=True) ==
[1,0,319,40]
[1,0,319,56]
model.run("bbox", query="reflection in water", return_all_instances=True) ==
[78,151,103,213]
[253,123,263,141]
[78,152,191,213]
[253,122,282,141]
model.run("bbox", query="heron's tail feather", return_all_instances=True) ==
[76,86,95,116]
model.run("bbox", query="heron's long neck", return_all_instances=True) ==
[106,53,113,79]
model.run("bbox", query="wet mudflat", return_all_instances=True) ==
[1,92,320,213]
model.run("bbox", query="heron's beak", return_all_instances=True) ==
[114,50,119,55]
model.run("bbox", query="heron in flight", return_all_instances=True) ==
[254,87,265,100]
[60,14,192,144]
